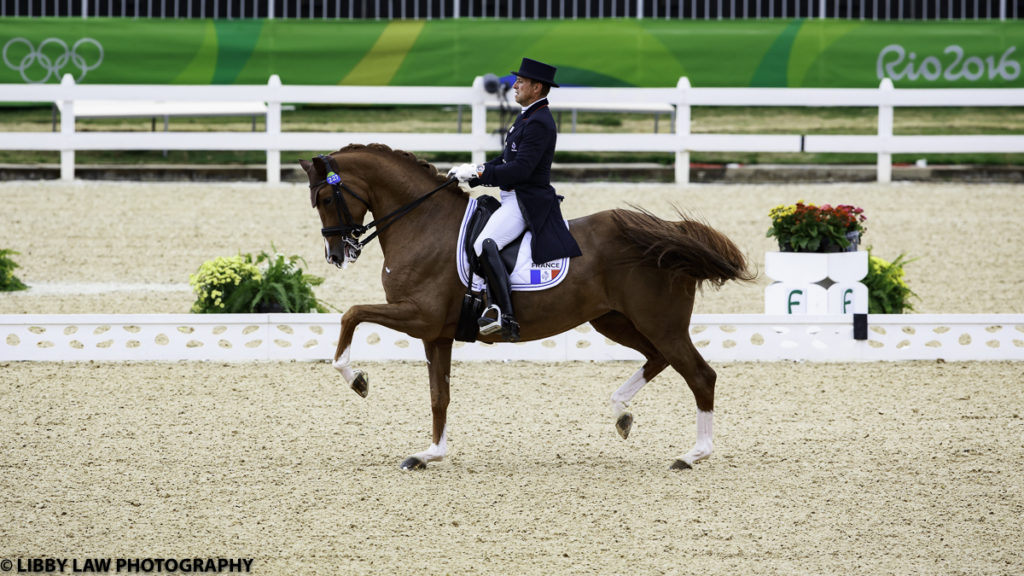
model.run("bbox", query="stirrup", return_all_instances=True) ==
[478,304,503,335]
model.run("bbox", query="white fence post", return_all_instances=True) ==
[877,77,894,183]
[675,76,691,185]
[471,75,487,165]
[59,74,76,182]
[266,74,282,184]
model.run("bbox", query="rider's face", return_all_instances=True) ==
[513,76,542,107]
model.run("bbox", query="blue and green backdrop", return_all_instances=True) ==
[0,18,1020,87]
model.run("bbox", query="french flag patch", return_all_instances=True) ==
[529,265,561,284]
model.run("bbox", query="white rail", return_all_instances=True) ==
[2,75,1022,184]
[2,314,1022,362]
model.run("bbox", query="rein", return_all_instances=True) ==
[311,153,456,253]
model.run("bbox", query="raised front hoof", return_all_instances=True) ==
[400,456,427,471]
[615,412,633,439]
[350,371,369,398]
[670,459,694,470]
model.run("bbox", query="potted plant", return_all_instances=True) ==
[764,202,869,315]
[767,201,867,253]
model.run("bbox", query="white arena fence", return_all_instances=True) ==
[2,313,1022,362]
[2,74,1023,184]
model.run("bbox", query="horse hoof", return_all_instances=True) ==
[400,456,426,471]
[670,459,693,470]
[351,371,369,398]
[615,412,633,439]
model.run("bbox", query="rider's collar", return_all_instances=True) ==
[520,98,548,115]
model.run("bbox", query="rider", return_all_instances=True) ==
[449,57,582,342]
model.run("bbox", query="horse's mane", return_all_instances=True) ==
[335,143,467,198]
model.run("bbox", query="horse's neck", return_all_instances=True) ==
[367,166,468,261]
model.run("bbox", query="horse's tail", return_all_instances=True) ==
[610,207,757,288]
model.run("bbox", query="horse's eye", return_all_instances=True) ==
[322,196,332,206]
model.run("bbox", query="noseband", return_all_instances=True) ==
[309,153,457,259]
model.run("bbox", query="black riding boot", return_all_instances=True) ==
[478,238,520,342]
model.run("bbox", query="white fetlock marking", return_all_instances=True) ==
[333,346,355,383]
[410,426,448,464]
[610,368,648,418]
[679,410,714,466]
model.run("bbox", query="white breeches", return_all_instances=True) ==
[473,190,527,256]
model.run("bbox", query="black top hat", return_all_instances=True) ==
[511,58,560,88]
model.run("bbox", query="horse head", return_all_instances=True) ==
[300,153,372,269]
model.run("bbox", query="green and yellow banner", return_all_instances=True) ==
[1,18,1020,87]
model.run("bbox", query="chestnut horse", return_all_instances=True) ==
[300,144,754,471]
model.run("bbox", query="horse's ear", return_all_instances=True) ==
[312,155,329,174]
[300,158,323,208]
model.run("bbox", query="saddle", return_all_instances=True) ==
[454,196,570,342]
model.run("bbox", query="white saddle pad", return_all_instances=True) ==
[456,197,571,293]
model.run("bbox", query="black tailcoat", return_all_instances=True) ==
[475,98,583,264]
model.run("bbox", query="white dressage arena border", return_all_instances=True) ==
[1,314,1022,362]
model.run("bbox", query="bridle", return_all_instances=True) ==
[309,153,455,263]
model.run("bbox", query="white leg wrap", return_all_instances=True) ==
[333,346,355,383]
[410,426,448,464]
[679,410,714,466]
[610,368,647,418]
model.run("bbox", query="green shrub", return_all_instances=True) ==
[864,251,918,314]
[0,249,28,292]
[250,251,327,313]
[189,250,327,314]
[189,255,262,313]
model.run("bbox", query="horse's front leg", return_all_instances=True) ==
[400,338,453,471]
[332,302,426,398]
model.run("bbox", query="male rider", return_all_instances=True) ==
[449,57,582,342]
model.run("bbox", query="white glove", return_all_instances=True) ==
[448,163,479,183]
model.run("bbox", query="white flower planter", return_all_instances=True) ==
[764,251,868,315]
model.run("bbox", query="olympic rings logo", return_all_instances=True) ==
[3,37,104,83]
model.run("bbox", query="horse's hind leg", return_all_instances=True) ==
[617,293,717,469]
[590,312,668,439]
[637,332,716,469]
[667,346,716,470]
